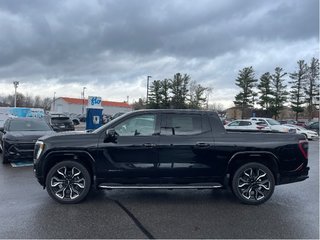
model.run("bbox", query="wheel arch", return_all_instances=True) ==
[42,150,95,187]
[227,151,280,184]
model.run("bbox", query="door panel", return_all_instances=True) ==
[157,113,217,182]
[97,113,159,182]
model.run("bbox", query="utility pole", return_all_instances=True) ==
[82,87,86,114]
[13,81,19,107]
[53,92,56,112]
[146,76,152,104]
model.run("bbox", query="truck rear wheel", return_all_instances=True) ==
[46,161,91,204]
[231,162,275,205]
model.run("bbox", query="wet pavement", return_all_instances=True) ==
[0,141,318,239]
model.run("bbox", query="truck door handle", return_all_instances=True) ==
[143,143,156,148]
[196,142,210,148]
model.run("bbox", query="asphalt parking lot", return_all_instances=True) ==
[0,141,318,239]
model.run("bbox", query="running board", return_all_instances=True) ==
[98,183,223,189]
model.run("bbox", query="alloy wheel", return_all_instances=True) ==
[237,167,271,201]
[232,162,275,205]
[50,166,86,200]
[46,161,91,204]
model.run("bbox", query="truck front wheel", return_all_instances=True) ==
[46,161,91,204]
[231,162,275,205]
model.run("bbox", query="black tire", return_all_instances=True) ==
[231,162,275,205]
[46,161,91,204]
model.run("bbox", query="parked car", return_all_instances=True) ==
[0,118,54,163]
[45,113,75,132]
[225,120,271,131]
[306,121,319,135]
[250,117,296,133]
[284,124,319,140]
[279,119,297,125]
[77,114,86,122]
[34,110,309,205]
[67,113,80,126]
[295,121,307,128]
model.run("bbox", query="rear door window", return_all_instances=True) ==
[161,114,202,136]
[239,121,251,126]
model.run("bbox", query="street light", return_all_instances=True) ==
[53,92,56,112]
[146,76,152,104]
[82,87,87,114]
[13,81,19,107]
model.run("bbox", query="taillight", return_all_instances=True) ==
[298,140,308,159]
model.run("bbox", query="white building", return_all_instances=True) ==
[51,97,132,115]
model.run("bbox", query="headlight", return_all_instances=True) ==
[35,141,45,160]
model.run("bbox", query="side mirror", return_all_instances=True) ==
[106,129,116,138]
[104,129,117,143]
[0,127,4,133]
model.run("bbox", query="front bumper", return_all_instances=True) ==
[4,141,35,161]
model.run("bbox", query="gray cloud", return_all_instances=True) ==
[0,0,318,106]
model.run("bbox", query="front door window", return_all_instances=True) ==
[114,114,156,136]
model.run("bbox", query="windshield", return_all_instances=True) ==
[9,119,51,131]
[266,119,281,126]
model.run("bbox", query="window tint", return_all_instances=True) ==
[9,119,51,131]
[162,114,201,135]
[114,114,156,136]
[239,121,251,126]
[266,119,280,125]
[229,121,240,126]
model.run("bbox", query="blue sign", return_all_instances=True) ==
[88,96,102,108]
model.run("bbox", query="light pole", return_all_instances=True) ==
[146,76,152,104]
[53,92,56,112]
[13,81,19,107]
[82,87,87,114]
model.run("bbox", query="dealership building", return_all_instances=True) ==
[51,97,132,115]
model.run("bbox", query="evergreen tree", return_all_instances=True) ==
[170,73,190,109]
[159,79,171,108]
[304,57,319,120]
[289,60,308,121]
[258,72,273,116]
[147,80,162,109]
[189,81,207,109]
[270,67,288,119]
[233,66,257,119]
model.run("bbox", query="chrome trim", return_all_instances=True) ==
[98,184,223,189]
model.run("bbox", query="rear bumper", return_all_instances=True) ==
[278,167,309,185]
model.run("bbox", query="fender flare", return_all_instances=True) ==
[227,151,280,182]
[41,150,96,184]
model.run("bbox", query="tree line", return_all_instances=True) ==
[133,73,211,110]
[234,57,319,120]
[0,93,52,110]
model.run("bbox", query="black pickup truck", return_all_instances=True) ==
[33,109,309,205]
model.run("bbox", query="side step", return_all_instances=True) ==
[98,183,223,190]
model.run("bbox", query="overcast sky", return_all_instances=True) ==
[0,0,318,108]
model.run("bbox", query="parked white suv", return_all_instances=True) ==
[225,119,271,131]
[250,117,296,133]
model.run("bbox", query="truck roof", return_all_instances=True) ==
[132,109,218,114]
